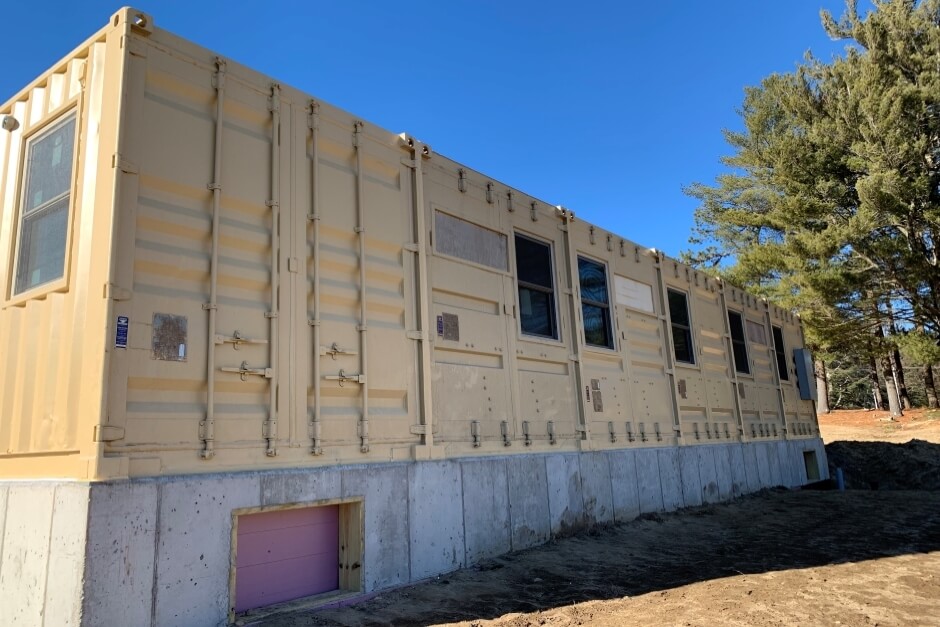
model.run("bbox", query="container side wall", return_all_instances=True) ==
[0,15,126,478]
[93,14,818,478]
[104,28,420,475]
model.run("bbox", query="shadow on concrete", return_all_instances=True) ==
[251,441,940,626]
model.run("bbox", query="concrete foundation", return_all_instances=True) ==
[0,439,827,626]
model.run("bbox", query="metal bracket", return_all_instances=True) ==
[111,153,139,175]
[320,343,357,359]
[214,331,268,350]
[103,283,132,301]
[324,370,365,386]
[406,331,425,341]
[93,425,125,442]
[220,361,273,381]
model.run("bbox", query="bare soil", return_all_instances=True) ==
[248,410,940,627]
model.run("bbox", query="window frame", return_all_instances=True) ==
[8,107,80,302]
[577,255,614,350]
[771,325,790,381]
[727,309,751,375]
[666,288,695,365]
[513,231,560,342]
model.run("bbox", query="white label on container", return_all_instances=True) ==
[615,276,654,313]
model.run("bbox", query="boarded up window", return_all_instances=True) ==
[153,313,187,361]
[614,276,654,313]
[435,211,508,271]
[746,319,767,345]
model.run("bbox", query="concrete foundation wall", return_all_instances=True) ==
[0,439,827,626]
[0,482,89,627]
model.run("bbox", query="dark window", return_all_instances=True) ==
[728,311,750,374]
[578,257,613,348]
[515,234,557,339]
[667,289,695,364]
[14,114,77,294]
[772,325,789,381]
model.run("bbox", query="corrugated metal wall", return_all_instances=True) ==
[0,12,130,478]
[0,10,819,480]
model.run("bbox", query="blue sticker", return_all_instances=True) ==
[436,315,444,336]
[115,316,129,349]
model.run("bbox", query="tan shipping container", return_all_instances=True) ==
[0,9,825,624]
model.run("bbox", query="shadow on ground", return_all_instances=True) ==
[826,439,940,490]
[249,441,940,627]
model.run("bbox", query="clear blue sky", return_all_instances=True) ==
[1,1,860,258]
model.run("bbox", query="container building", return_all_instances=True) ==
[0,9,827,625]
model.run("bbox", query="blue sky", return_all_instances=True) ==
[1,1,860,258]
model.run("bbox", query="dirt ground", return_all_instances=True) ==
[818,407,940,445]
[248,410,940,627]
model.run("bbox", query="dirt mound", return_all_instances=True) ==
[825,439,940,490]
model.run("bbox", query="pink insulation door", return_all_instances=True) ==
[235,505,340,612]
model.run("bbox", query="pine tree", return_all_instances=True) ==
[684,0,940,407]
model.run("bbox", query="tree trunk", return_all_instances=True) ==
[925,364,939,409]
[815,359,831,414]
[881,352,904,417]
[869,354,885,410]
[892,347,912,410]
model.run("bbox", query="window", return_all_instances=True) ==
[578,257,613,348]
[727,311,750,375]
[667,289,695,364]
[746,319,768,345]
[434,211,508,271]
[772,325,789,381]
[14,113,77,295]
[515,234,557,339]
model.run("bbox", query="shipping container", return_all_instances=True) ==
[0,9,826,625]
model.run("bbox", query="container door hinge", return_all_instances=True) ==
[287,257,298,273]
[409,425,427,435]
[214,331,268,350]
[111,153,139,175]
[400,157,417,169]
[324,370,365,386]
[503,304,515,317]
[320,343,357,359]
[220,361,273,381]
[93,425,125,442]
[406,331,425,340]
[403,242,419,253]
[103,283,132,301]
[574,425,587,433]
[568,354,580,363]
